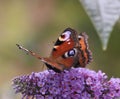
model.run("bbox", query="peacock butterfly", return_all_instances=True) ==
[16,28,92,72]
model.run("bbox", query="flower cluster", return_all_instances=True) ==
[12,68,120,99]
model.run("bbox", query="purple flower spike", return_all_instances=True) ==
[12,68,120,99]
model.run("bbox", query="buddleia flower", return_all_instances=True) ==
[12,68,120,99]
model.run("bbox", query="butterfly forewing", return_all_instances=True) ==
[49,28,78,69]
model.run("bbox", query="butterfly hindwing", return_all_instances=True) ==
[77,32,92,67]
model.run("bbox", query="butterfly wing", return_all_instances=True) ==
[49,28,78,70]
[16,44,64,72]
[77,32,92,67]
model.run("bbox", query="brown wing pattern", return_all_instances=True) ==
[78,32,92,67]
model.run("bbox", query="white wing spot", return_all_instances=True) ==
[68,42,71,45]
[78,35,82,39]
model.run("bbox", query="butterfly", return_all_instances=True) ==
[16,28,92,73]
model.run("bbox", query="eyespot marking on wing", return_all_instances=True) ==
[62,48,77,58]
[59,31,71,41]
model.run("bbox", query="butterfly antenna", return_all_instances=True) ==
[16,44,42,60]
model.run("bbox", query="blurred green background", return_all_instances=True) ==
[0,0,120,98]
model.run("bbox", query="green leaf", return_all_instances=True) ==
[80,0,120,50]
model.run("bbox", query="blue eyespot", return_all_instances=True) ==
[63,48,77,58]
[68,50,75,56]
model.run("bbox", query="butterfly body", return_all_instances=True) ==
[17,28,92,72]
